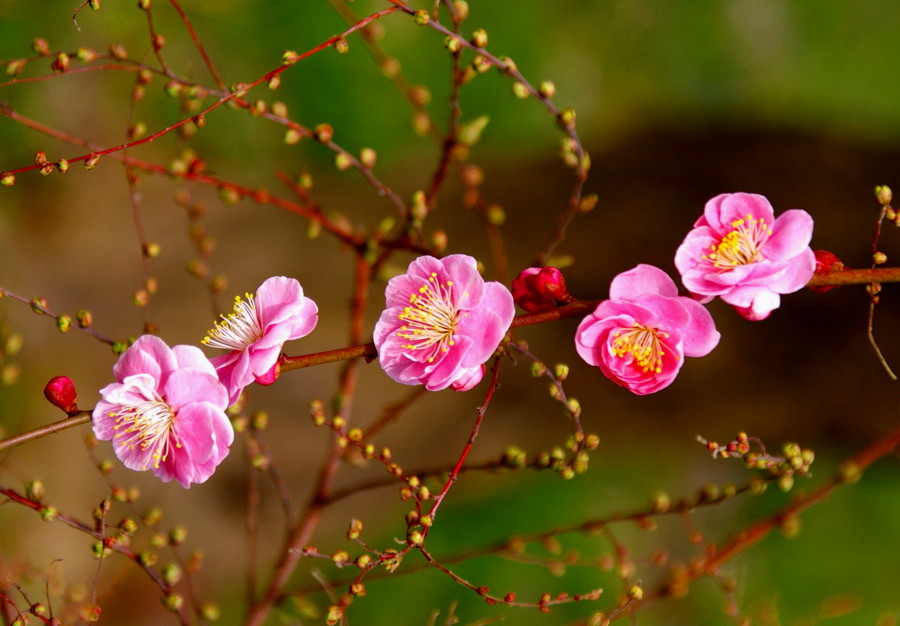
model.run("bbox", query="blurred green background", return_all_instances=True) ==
[1,1,899,624]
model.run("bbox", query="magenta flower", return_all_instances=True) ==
[203,276,318,404]
[674,192,815,321]
[373,254,515,391]
[575,264,719,395]
[511,267,570,313]
[92,335,233,488]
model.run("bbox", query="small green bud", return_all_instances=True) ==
[284,128,302,145]
[558,107,576,128]
[444,36,462,53]
[538,81,556,98]
[163,594,184,612]
[334,37,349,54]
[25,480,45,501]
[56,315,73,333]
[471,29,488,48]
[0,173,15,186]
[162,563,182,585]
[875,185,893,205]
[486,204,505,225]
[169,525,188,546]
[512,81,529,99]
[314,123,334,143]
[201,603,220,621]
[874,251,887,265]
[414,9,430,25]
[359,147,377,169]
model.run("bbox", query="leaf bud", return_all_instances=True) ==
[169,525,188,546]
[74,309,93,328]
[74,48,98,63]
[51,52,70,73]
[55,314,73,334]
[162,563,182,585]
[511,81,529,99]
[0,173,15,186]
[471,29,488,48]
[558,107,576,129]
[314,123,334,143]
[472,55,491,73]
[414,9,430,25]
[32,38,50,56]
[538,80,556,99]
[30,297,48,314]
[163,594,184,612]
[444,35,462,53]
[109,43,127,59]
[334,37,349,54]
[359,147,377,169]
[875,184,892,205]
[25,480,45,501]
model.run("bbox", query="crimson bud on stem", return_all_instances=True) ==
[809,249,846,294]
[511,267,570,312]
[44,375,78,415]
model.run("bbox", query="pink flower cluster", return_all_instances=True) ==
[90,192,815,485]
[94,276,318,487]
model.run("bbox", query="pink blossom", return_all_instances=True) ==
[373,254,515,391]
[674,192,815,320]
[203,276,318,404]
[511,267,570,312]
[92,335,233,488]
[575,264,719,395]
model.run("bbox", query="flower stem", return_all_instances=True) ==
[0,413,91,453]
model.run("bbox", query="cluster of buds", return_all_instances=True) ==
[699,433,814,491]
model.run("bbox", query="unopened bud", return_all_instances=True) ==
[511,267,570,312]
[875,185,893,206]
[471,29,488,48]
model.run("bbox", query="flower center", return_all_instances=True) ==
[202,293,263,351]
[396,272,467,362]
[611,324,670,373]
[702,214,772,270]
[111,395,181,469]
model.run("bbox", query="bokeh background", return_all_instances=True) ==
[1,1,899,624]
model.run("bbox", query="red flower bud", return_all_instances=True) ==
[511,267,570,313]
[43,376,79,415]
[809,250,846,293]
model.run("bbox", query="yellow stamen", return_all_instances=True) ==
[611,324,671,373]
[202,293,263,351]
[112,396,181,469]
[396,273,468,362]
[701,213,772,271]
